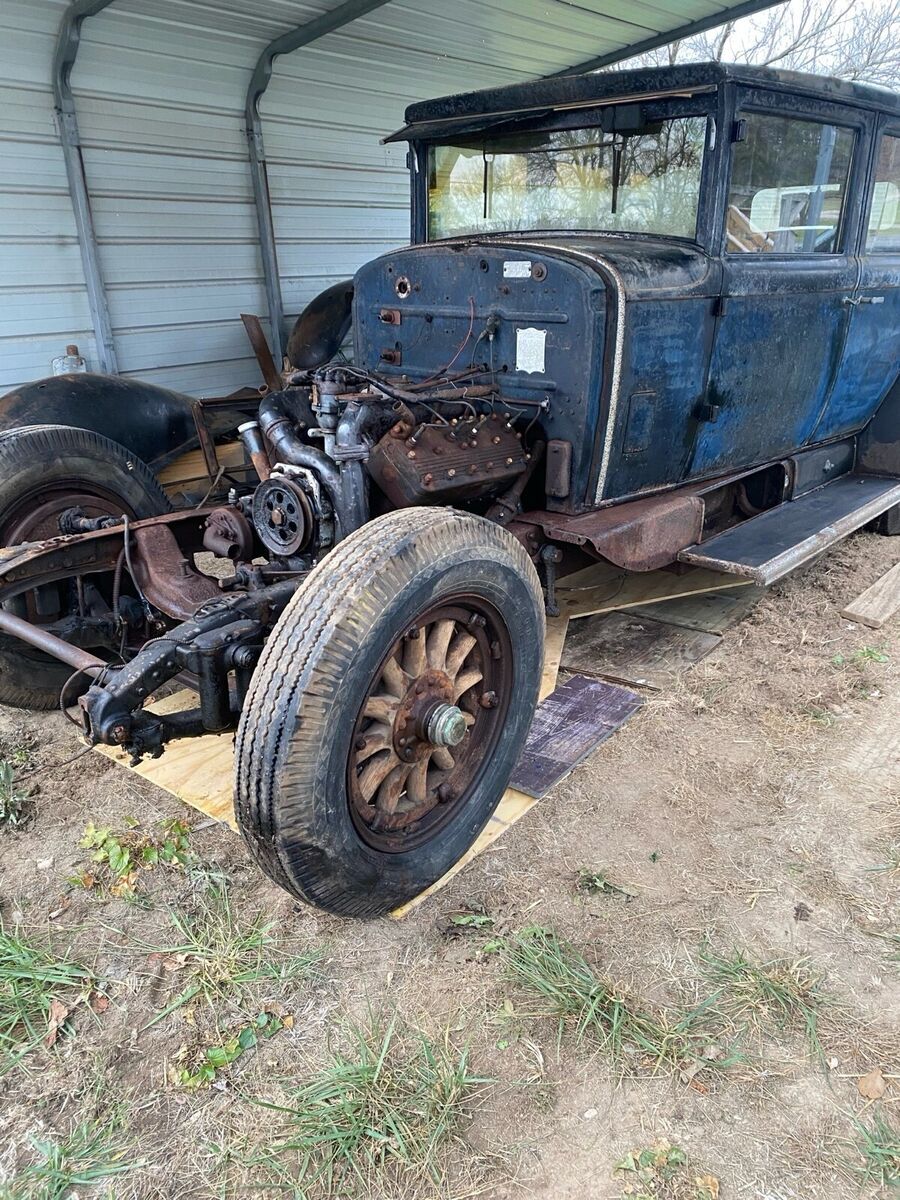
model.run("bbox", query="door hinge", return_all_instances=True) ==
[732,119,747,143]
[713,295,728,318]
[697,402,721,423]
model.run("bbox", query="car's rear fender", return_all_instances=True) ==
[0,373,198,470]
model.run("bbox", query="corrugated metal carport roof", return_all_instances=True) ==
[2,0,785,395]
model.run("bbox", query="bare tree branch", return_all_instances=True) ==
[615,0,900,90]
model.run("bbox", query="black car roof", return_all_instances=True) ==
[384,62,900,143]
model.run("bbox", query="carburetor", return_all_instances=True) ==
[367,412,529,507]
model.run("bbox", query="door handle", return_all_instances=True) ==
[842,295,885,306]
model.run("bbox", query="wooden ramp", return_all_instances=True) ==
[96,564,757,915]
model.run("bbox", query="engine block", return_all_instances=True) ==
[367,413,529,506]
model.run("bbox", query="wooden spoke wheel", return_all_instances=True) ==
[348,599,511,852]
[235,507,545,918]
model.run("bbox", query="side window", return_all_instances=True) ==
[726,113,854,254]
[866,134,900,252]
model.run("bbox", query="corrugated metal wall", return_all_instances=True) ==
[0,0,733,397]
[0,0,95,391]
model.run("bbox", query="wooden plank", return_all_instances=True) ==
[626,584,762,633]
[557,563,754,621]
[840,560,900,630]
[561,610,721,691]
[509,674,642,798]
[156,441,247,492]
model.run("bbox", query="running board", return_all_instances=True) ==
[678,474,900,585]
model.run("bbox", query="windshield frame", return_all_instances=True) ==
[414,95,718,248]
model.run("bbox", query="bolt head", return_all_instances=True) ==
[437,782,455,803]
[479,691,499,709]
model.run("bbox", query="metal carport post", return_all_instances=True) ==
[244,0,394,368]
[52,0,118,374]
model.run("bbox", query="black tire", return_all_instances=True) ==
[235,507,545,917]
[871,504,900,536]
[0,424,170,710]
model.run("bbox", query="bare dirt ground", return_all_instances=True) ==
[1,530,898,1199]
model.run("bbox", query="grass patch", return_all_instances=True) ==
[234,1013,489,1198]
[0,760,30,829]
[700,946,829,1060]
[851,1112,900,1188]
[4,1118,143,1199]
[142,882,321,1027]
[504,927,729,1077]
[0,923,95,1075]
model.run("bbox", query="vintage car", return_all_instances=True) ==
[0,63,897,916]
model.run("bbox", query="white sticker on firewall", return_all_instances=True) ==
[503,260,532,278]
[515,327,546,374]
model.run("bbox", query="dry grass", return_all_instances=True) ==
[504,926,738,1078]
[216,1013,495,1199]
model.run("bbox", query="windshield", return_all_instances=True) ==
[427,115,708,241]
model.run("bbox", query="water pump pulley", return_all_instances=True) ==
[251,475,315,556]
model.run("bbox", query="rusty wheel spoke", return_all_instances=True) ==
[426,619,455,669]
[432,746,454,771]
[445,632,477,679]
[402,632,427,677]
[376,762,411,816]
[358,749,399,803]
[363,694,398,724]
[406,758,430,807]
[381,655,408,698]
[453,669,483,701]
[356,724,392,762]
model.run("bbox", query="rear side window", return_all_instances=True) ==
[726,113,854,254]
[866,134,900,252]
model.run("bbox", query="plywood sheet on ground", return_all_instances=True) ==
[840,559,900,630]
[509,674,642,797]
[626,584,763,633]
[561,610,722,691]
[556,563,753,621]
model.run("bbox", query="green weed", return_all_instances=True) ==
[504,927,727,1076]
[4,1119,142,1198]
[142,882,321,1027]
[615,1140,719,1199]
[851,1112,900,1188]
[700,946,828,1060]
[173,1010,284,1088]
[0,923,95,1075]
[831,646,890,668]
[575,868,638,898]
[238,1013,489,1197]
[0,760,29,829]
[70,817,193,897]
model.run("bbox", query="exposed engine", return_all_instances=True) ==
[214,362,542,573]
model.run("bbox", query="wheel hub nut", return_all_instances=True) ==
[426,703,468,747]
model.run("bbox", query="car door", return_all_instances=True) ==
[809,121,900,443]
[686,91,866,481]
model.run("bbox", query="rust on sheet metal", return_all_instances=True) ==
[511,492,704,572]
[240,313,283,393]
[130,523,220,620]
